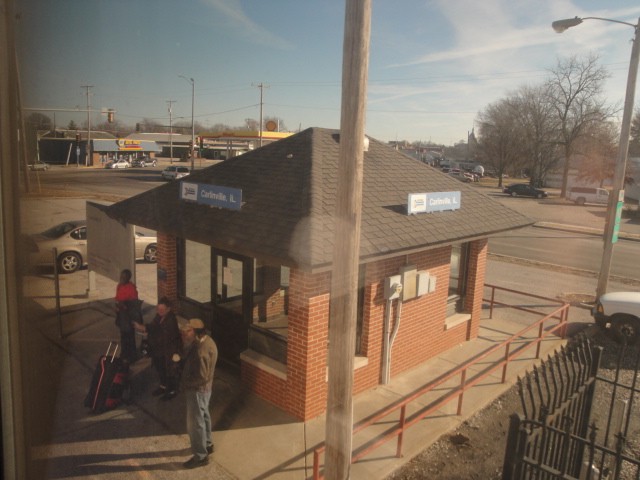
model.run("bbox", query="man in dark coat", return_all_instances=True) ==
[134,297,181,400]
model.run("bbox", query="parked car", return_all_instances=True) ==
[131,156,157,167]
[28,161,50,171]
[135,231,157,262]
[105,159,131,169]
[592,291,640,344]
[502,183,548,199]
[448,170,474,183]
[161,165,190,180]
[567,187,609,206]
[26,220,157,273]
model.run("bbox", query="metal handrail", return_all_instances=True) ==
[312,284,570,479]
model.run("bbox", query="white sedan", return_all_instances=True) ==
[26,220,157,273]
[105,159,131,169]
[161,165,190,180]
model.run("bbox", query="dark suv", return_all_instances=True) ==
[503,183,548,199]
[131,156,157,167]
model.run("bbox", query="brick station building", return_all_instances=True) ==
[107,127,532,421]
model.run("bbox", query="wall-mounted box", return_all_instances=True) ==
[416,271,436,296]
[383,274,402,300]
[400,265,417,301]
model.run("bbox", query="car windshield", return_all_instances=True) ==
[40,222,79,238]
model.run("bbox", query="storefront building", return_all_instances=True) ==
[92,138,161,164]
[107,127,532,421]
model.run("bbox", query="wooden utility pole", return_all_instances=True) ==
[324,1,371,479]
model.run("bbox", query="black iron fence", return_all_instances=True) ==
[503,335,640,480]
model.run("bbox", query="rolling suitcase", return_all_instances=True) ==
[84,342,129,413]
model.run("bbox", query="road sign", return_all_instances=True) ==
[612,200,623,243]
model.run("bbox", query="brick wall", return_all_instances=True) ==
[157,233,178,304]
[352,239,488,395]
[241,361,288,407]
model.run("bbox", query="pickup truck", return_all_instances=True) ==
[592,291,640,344]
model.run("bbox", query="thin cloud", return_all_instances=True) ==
[393,26,558,67]
[199,0,295,50]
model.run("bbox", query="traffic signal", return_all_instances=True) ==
[136,123,140,132]
[75,132,80,143]
[107,109,115,123]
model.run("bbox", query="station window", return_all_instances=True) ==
[447,243,469,316]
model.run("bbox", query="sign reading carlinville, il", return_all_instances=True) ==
[407,191,461,214]
[181,182,242,211]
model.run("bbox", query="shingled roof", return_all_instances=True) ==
[107,127,533,272]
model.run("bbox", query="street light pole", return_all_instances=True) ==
[552,16,640,299]
[167,100,175,164]
[82,85,93,166]
[179,75,195,172]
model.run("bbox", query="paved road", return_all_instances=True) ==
[489,225,640,281]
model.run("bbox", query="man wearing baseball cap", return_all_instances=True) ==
[179,318,218,469]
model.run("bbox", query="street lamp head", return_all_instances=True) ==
[552,16,583,33]
[178,74,194,85]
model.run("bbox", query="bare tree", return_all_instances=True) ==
[244,118,259,130]
[509,84,561,187]
[574,121,635,187]
[574,121,617,187]
[139,118,165,133]
[546,54,611,197]
[476,99,522,187]
[93,119,132,137]
[630,109,640,157]
[173,119,206,134]
[25,112,52,131]
[201,122,234,134]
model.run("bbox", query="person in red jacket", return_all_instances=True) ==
[115,269,140,364]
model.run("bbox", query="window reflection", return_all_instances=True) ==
[184,239,211,303]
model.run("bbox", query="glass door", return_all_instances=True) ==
[212,250,253,363]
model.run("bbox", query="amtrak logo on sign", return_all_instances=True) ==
[181,182,198,201]
[408,191,461,214]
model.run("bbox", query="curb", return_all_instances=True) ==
[534,221,640,242]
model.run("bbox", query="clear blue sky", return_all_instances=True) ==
[15,0,640,145]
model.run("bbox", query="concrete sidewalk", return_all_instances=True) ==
[23,255,623,480]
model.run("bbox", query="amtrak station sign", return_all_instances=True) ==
[407,191,461,215]
[181,182,242,211]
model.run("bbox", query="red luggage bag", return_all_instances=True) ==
[84,342,129,413]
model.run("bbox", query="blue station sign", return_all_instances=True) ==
[181,182,242,211]
[407,191,461,214]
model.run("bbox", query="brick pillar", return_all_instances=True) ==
[157,232,178,303]
[464,238,488,340]
[286,269,330,420]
